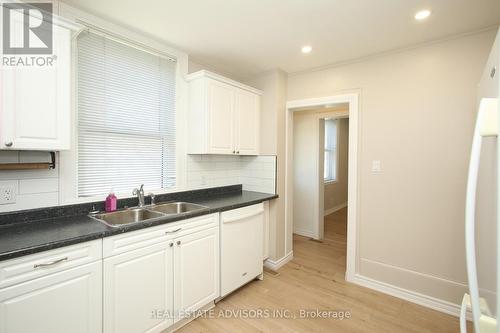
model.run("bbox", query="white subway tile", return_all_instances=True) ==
[19,151,53,163]
[0,192,59,213]
[0,151,19,163]
[19,178,59,194]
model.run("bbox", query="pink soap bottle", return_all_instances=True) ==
[105,190,117,212]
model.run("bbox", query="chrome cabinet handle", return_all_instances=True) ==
[236,151,240,154]
[4,141,13,147]
[165,228,182,234]
[169,242,174,247]
[232,150,236,154]
[33,257,68,269]
[176,240,181,246]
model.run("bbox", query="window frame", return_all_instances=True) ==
[76,31,177,198]
[324,119,339,184]
[59,8,188,205]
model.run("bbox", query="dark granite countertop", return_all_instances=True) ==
[0,186,277,261]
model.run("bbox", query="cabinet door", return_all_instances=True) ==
[104,242,173,333]
[0,262,102,333]
[0,19,71,150]
[173,227,219,322]
[207,79,235,154]
[220,204,264,296]
[235,89,260,155]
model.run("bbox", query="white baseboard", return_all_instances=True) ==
[356,258,497,319]
[293,228,316,238]
[264,251,294,271]
[324,202,348,216]
[352,274,472,319]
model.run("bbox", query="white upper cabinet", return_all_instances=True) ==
[206,79,235,154]
[0,9,80,151]
[187,70,261,155]
[235,88,260,155]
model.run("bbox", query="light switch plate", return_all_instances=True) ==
[372,160,382,173]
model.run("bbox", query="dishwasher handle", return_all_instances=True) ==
[222,209,264,224]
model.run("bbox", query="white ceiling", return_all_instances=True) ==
[60,0,500,79]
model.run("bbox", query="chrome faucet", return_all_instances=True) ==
[132,184,145,207]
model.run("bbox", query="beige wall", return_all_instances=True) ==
[324,118,349,212]
[286,29,497,305]
[246,70,288,260]
[292,111,320,237]
[292,110,349,238]
[192,30,497,306]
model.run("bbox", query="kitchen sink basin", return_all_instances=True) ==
[149,202,209,215]
[90,202,210,227]
[91,208,164,227]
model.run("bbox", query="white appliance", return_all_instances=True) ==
[462,28,499,333]
[220,203,264,297]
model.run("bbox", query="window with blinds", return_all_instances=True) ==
[324,119,337,182]
[77,31,176,197]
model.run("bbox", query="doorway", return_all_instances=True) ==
[285,93,359,281]
[321,116,349,245]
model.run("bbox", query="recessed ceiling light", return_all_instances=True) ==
[415,9,431,20]
[301,45,312,54]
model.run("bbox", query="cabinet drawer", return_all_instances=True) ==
[0,261,102,333]
[103,213,218,258]
[0,240,102,289]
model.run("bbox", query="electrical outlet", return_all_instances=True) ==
[0,185,16,205]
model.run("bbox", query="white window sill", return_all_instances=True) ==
[324,179,338,185]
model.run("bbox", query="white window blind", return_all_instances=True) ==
[324,119,337,182]
[77,31,176,197]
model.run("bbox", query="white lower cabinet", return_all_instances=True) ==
[103,214,220,333]
[103,242,174,333]
[0,261,102,333]
[173,227,219,322]
[0,205,268,333]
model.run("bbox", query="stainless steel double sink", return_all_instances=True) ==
[90,202,209,227]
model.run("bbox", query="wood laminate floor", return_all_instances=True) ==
[178,207,467,332]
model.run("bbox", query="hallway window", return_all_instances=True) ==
[324,119,337,182]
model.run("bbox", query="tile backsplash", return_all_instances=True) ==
[0,151,59,213]
[0,152,276,213]
[240,156,276,194]
[186,155,276,194]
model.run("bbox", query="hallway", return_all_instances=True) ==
[178,207,465,332]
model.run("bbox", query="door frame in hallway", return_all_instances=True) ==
[285,92,359,282]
